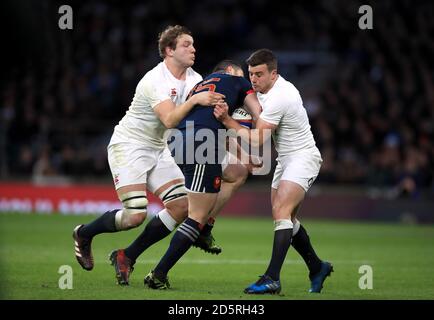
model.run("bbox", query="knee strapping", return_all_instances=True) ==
[116,191,148,230]
[158,209,178,231]
[274,219,293,231]
[159,183,187,204]
[292,219,301,235]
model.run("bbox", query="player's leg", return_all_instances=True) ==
[290,207,322,280]
[73,143,151,271]
[155,147,223,255]
[78,184,148,236]
[245,157,304,294]
[269,192,323,278]
[276,150,332,293]
[110,148,188,285]
[74,183,148,272]
[266,182,306,279]
[109,180,187,285]
[286,149,333,293]
[145,163,221,289]
[121,179,187,263]
[146,192,218,289]
[193,161,248,254]
[244,180,304,294]
[211,146,262,222]
[290,206,333,293]
[209,162,248,219]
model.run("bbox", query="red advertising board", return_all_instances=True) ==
[0,183,164,215]
[0,182,272,217]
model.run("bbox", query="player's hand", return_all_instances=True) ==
[214,102,229,122]
[193,91,225,106]
[250,155,263,167]
[241,155,264,174]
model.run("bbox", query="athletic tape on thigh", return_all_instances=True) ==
[274,219,294,231]
[159,183,187,204]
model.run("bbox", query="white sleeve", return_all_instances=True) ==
[259,95,289,125]
[140,78,171,109]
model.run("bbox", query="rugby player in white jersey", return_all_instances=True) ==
[72,25,225,285]
[214,49,333,294]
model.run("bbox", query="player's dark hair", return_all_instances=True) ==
[158,25,192,58]
[246,49,277,72]
[212,60,243,73]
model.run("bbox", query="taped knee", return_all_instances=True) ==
[116,191,148,230]
[274,219,293,231]
[159,183,187,204]
[292,219,301,235]
[165,198,188,224]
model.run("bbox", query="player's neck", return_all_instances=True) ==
[164,59,188,81]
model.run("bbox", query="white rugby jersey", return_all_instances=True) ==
[109,61,202,148]
[258,75,317,156]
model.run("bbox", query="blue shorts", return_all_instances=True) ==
[179,163,222,193]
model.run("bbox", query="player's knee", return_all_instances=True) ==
[233,170,248,188]
[125,212,147,228]
[159,182,187,205]
[274,218,293,231]
[223,164,248,186]
[165,198,188,224]
[159,183,188,223]
[116,191,148,230]
[292,218,301,235]
[272,201,296,220]
[115,210,147,230]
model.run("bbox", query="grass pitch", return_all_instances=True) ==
[1,213,433,300]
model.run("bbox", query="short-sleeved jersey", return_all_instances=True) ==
[258,75,317,156]
[177,72,254,131]
[109,61,202,149]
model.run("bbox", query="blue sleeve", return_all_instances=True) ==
[237,77,254,106]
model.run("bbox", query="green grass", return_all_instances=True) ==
[1,213,434,300]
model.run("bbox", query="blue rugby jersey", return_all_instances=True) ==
[177,72,254,131]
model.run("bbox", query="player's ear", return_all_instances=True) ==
[165,46,174,57]
[225,65,234,75]
[271,69,278,80]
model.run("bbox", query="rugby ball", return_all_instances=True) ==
[232,108,253,128]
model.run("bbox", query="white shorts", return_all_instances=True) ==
[271,147,322,192]
[107,143,184,193]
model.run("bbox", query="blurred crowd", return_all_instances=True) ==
[1,0,433,197]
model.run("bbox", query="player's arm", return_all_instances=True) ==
[242,93,262,124]
[154,91,225,128]
[214,103,275,147]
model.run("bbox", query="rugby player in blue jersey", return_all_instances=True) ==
[143,60,263,289]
